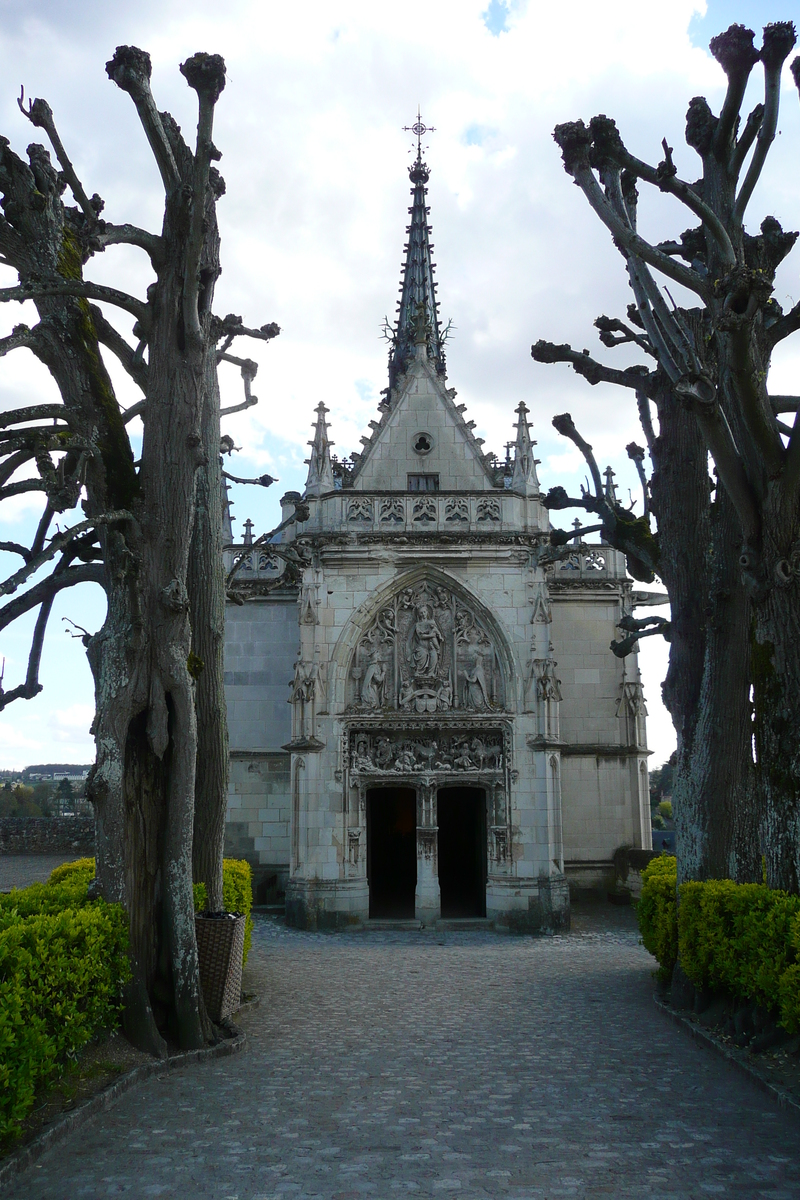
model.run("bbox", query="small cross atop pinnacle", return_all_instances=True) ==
[403,107,435,161]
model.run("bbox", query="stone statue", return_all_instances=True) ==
[360,654,387,708]
[463,636,490,709]
[408,603,443,677]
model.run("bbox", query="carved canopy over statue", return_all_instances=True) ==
[348,580,505,713]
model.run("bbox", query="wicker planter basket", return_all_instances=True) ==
[195,913,246,1023]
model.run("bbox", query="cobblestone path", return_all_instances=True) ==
[12,909,800,1199]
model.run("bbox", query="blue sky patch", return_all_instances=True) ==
[482,0,511,36]
[689,1,789,48]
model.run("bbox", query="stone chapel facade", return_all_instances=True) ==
[223,148,652,931]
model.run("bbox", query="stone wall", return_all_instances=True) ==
[0,817,94,856]
[225,752,291,900]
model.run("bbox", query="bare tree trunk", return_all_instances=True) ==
[650,386,756,884]
[189,363,229,912]
[754,487,800,892]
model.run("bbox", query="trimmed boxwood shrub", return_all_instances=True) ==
[0,896,129,1141]
[637,855,800,1030]
[0,855,253,1143]
[637,855,678,983]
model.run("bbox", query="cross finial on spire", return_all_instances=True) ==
[511,401,540,497]
[304,401,335,497]
[403,107,436,162]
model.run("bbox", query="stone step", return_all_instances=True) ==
[434,918,494,931]
[362,919,423,931]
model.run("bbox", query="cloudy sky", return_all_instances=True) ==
[0,0,797,770]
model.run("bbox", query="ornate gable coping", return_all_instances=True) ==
[327,565,521,715]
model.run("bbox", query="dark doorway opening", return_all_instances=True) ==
[367,787,417,918]
[437,787,486,918]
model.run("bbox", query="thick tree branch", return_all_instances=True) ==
[21,98,94,223]
[214,315,281,352]
[626,441,649,517]
[765,299,800,351]
[222,470,276,487]
[610,137,736,268]
[29,502,55,561]
[219,352,259,416]
[531,340,654,395]
[0,540,31,560]
[726,323,784,479]
[1,510,132,596]
[0,404,65,428]
[0,562,104,633]
[106,47,179,193]
[594,314,655,357]
[18,90,96,221]
[636,389,657,452]
[570,160,712,301]
[180,53,226,347]
[733,24,797,225]
[730,103,764,179]
[710,24,760,160]
[551,412,604,496]
[0,477,46,501]
[122,399,145,425]
[0,279,147,324]
[94,223,163,267]
[88,304,148,391]
[611,619,671,659]
[0,449,32,488]
[0,323,40,359]
[674,375,761,546]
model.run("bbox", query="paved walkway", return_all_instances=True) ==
[10,906,800,1199]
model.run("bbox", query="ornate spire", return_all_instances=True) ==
[304,402,334,497]
[511,401,540,496]
[603,465,618,505]
[387,112,446,392]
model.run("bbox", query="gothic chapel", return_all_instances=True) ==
[223,139,652,931]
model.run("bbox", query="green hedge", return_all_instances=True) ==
[0,856,254,1143]
[0,891,129,1141]
[637,856,800,1030]
[636,855,678,983]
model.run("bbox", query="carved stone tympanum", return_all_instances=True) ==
[348,580,505,713]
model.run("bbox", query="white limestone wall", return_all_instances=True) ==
[550,592,628,747]
[223,595,298,886]
[225,596,298,751]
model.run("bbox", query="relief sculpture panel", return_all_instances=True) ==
[349,728,504,776]
[348,580,505,713]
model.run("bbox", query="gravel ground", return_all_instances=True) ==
[9,900,800,1200]
[0,854,76,891]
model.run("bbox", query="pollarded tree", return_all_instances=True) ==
[0,47,279,1052]
[534,21,800,890]
[533,333,759,887]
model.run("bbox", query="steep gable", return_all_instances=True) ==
[350,348,496,492]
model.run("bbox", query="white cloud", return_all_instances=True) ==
[1,0,789,767]
[48,704,95,743]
